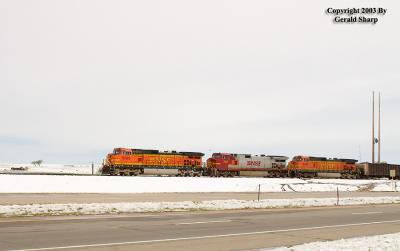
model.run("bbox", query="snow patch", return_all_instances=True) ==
[1,197,400,217]
[264,232,400,251]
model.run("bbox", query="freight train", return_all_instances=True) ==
[101,147,399,179]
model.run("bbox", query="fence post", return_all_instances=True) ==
[392,178,396,192]
[336,187,339,206]
[258,184,261,201]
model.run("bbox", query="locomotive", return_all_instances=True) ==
[102,147,204,176]
[287,156,358,179]
[206,153,289,177]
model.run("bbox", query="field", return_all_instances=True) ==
[0,163,102,175]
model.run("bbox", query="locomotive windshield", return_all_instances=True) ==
[293,156,303,161]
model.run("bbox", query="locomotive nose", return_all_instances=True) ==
[207,158,216,167]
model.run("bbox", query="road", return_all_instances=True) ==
[1,204,400,251]
[1,191,399,205]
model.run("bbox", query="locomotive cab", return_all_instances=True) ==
[106,148,131,160]
[288,156,307,167]
[102,148,136,174]
[207,153,237,176]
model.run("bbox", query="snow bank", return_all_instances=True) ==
[265,232,400,251]
[1,197,400,217]
[0,175,398,193]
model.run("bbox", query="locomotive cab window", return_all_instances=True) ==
[293,156,303,161]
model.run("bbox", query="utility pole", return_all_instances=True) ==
[372,91,375,164]
[378,92,381,163]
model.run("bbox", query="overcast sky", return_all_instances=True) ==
[0,0,399,164]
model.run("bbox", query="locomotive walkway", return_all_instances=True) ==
[1,204,400,250]
[0,191,399,205]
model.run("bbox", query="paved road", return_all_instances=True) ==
[1,204,400,251]
[1,191,399,205]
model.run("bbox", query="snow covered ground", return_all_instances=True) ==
[1,175,399,217]
[0,163,102,175]
[0,174,398,193]
[1,196,400,217]
[265,232,400,251]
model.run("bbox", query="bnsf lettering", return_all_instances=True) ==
[247,161,261,166]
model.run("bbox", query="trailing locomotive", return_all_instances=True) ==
[206,153,289,177]
[287,156,359,178]
[102,147,204,176]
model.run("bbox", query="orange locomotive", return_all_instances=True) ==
[287,156,358,178]
[102,148,204,176]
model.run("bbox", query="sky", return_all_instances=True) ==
[0,0,399,164]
